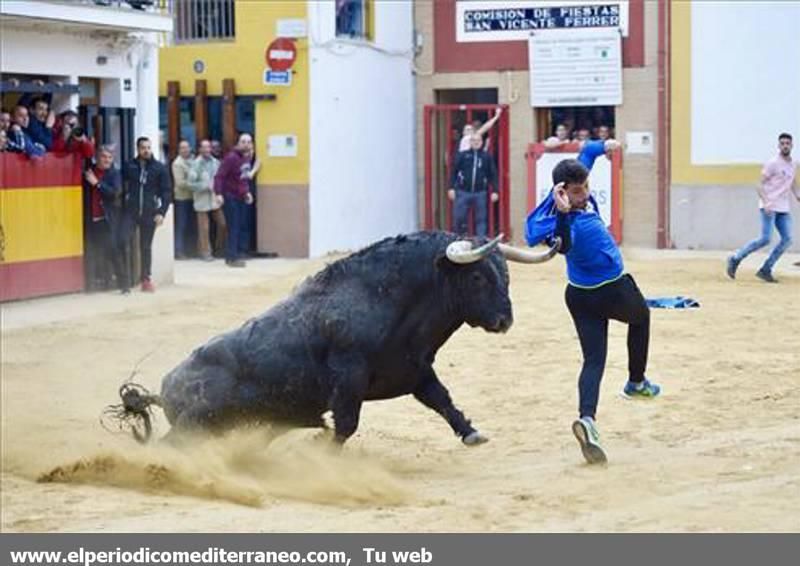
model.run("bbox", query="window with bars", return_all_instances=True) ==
[173,0,235,43]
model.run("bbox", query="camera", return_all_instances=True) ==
[71,126,84,138]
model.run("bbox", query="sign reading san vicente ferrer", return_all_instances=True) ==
[456,1,629,42]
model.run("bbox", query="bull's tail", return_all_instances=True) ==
[101,382,163,444]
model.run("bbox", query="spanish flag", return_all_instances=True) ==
[0,153,84,302]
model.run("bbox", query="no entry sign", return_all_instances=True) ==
[266,38,297,72]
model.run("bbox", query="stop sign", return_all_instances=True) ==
[266,38,297,72]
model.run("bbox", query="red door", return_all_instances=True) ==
[423,104,510,239]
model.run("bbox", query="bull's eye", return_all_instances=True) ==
[470,271,486,286]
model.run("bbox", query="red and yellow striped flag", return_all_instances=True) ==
[1,153,85,302]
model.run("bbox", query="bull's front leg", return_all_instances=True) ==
[327,352,369,445]
[413,368,488,446]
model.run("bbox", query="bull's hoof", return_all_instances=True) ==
[462,431,489,446]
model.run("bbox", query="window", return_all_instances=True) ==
[336,0,372,40]
[174,0,235,43]
[538,106,616,142]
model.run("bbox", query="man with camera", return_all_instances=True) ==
[52,110,95,158]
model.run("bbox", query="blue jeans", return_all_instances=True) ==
[239,188,256,254]
[174,200,195,257]
[734,210,793,273]
[454,190,488,237]
[223,198,245,262]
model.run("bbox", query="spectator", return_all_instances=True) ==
[448,133,498,237]
[459,108,502,152]
[190,139,226,261]
[7,106,45,157]
[0,109,11,132]
[171,139,195,259]
[575,128,591,142]
[596,125,612,141]
[23,96,55,150]
[85,145,129,294]
[52,111,95,158]
[240,143,261,256]
[727,133,799,283]
[544,123,571,150]
[0,129,8,152]
[211,139,223,160]
[214,132,255,268]
[122,136,172,292]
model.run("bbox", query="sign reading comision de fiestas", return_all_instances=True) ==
[529,28,622,107]
[456,0,629,42]
[265,38,297,72]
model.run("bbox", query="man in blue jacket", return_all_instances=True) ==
[530,159,661,465]
[449,133,498,237]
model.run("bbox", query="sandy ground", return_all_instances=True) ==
[1,249,799,533]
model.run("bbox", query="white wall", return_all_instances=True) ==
[1,26,137,92]
[671,185,800,253]
[307,0,417,256]
[690,2,800,165]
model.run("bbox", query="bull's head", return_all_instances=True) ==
[441,234,560,333]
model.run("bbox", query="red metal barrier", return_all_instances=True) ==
[526,142,623,243]
[423,104,511,240]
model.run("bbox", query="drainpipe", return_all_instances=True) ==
[657,0,671,248]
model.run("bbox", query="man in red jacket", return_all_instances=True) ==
[52,111,95,158]
[214,132,254,267]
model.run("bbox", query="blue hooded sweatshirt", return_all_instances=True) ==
[525,187,623,289]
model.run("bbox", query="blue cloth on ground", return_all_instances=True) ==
[645,296,700,309]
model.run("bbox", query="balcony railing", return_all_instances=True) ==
[168,0,235,44]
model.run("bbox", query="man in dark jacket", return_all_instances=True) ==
[123,136,171,292]
[214,132,254,267]
[86,145,129,293]
[449,133,498,237]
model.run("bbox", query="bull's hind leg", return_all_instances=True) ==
[413,368,488,446]
[327,353,370,445]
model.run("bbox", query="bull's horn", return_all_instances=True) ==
[446,234,504,264]
[498,238,561,264]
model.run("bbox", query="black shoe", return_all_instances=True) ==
[755,269,778,283]
[226,259,246,268]
[726,255,740,279]
[120,288,131,295]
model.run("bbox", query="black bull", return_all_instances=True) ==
[109,231,559,446]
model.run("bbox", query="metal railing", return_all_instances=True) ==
[168,0,235,43]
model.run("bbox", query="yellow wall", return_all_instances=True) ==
[670,1,760,186]
[159,0,309,184]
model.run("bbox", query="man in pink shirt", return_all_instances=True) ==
[727,133,799,282]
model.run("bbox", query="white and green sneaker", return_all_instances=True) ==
[572,417,607,465]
